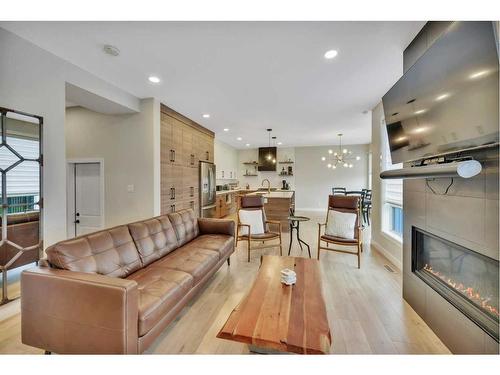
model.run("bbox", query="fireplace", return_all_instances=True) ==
[412,227,499,341]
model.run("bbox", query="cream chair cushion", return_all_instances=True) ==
[238,209,265,236]
[325,210,356,239]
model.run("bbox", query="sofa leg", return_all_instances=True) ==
[227,257,230,266]
[44,350,51,355]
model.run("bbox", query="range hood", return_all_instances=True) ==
[380,160,482,180]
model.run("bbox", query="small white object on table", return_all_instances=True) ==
[281,268,296,285]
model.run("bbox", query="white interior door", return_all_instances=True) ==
[74,163,102,236]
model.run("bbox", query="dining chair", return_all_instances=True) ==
[362,189,372,225]
[332,187,346,195]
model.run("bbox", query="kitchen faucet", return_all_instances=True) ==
[262,179,271,194]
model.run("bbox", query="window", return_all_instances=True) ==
[0,136,40,214]
[380,118,403,241]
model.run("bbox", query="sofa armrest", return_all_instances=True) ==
[21,266,139,354]
[198,218,235,237]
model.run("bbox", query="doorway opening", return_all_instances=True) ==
[66,159,104,238]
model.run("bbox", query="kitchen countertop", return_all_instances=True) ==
[216,189,254,196]
[245,191,295,199]
[216,188,294,196]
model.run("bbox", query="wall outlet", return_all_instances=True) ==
[127,184,135,193]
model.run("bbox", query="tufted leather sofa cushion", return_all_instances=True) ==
[167,209,199,246]
[128,216,179,267]
[151,244,219,283]
[186,234,234,260]
[127,267,193,336]
[45,226,142,278]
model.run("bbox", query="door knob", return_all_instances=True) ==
[74,219,80,224]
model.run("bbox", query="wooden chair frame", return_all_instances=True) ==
[236,211,282,262]
[317,206,363,268]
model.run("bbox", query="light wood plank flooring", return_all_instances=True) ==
[0,211,450,354]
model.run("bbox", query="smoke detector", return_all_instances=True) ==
[103,44,120,57]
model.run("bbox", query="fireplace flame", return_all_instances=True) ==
[424,264,499,318]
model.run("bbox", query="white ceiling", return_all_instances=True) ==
[1,21,424,148]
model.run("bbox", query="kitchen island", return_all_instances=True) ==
[243,190,295,231]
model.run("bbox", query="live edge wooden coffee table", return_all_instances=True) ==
[217,255,331,354]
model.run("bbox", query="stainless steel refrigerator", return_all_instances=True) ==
[200,161,216,218]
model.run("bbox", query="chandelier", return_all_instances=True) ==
[321,133,360,169]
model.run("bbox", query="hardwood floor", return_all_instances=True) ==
[0,211,450,354]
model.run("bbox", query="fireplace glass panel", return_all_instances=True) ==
[412,227,499,341]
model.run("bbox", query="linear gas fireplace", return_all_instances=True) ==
[412,227,499,341]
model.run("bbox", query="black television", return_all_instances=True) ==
[382,21,499,164]
[258,147,277,171]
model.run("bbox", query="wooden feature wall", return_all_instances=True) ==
[160,104,214,215]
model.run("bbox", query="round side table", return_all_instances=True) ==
[287,215,311,258]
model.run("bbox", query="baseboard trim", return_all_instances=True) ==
[371,240,402,271]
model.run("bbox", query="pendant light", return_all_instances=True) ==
[266,129,273,161]
[272,136,277,164]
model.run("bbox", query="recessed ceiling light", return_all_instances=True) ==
[414,109,426,115]
[436,93,449,101]
[148,76,161,84]
[470,70,488,79]
[277,142,282,145]
[236,137,242,141]
[202,114,210,118]
[321,157,326,161]
[245,143,250,147]
[223,128,229,132]
[324,50,338,59]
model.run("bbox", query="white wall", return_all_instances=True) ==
[0,27,141,247]
[237,147,296,190]
[294,144,369,211]
[370,102,402,268]
[65,100,159,228]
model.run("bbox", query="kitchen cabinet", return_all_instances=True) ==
[160,104,214,215]
[214,192,239,218]
[215,195,228,218]
[218,169,237,180]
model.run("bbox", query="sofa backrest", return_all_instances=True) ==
[45,208,201,277]
[45,225,142,278]
[128,215,179,267]
[167,209,199,246]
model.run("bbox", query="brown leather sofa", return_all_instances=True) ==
[20,209,235,354]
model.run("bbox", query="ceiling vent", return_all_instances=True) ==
[103,44,120,57]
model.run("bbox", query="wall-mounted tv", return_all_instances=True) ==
[382,21,499,164]
[258,147,277,171]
